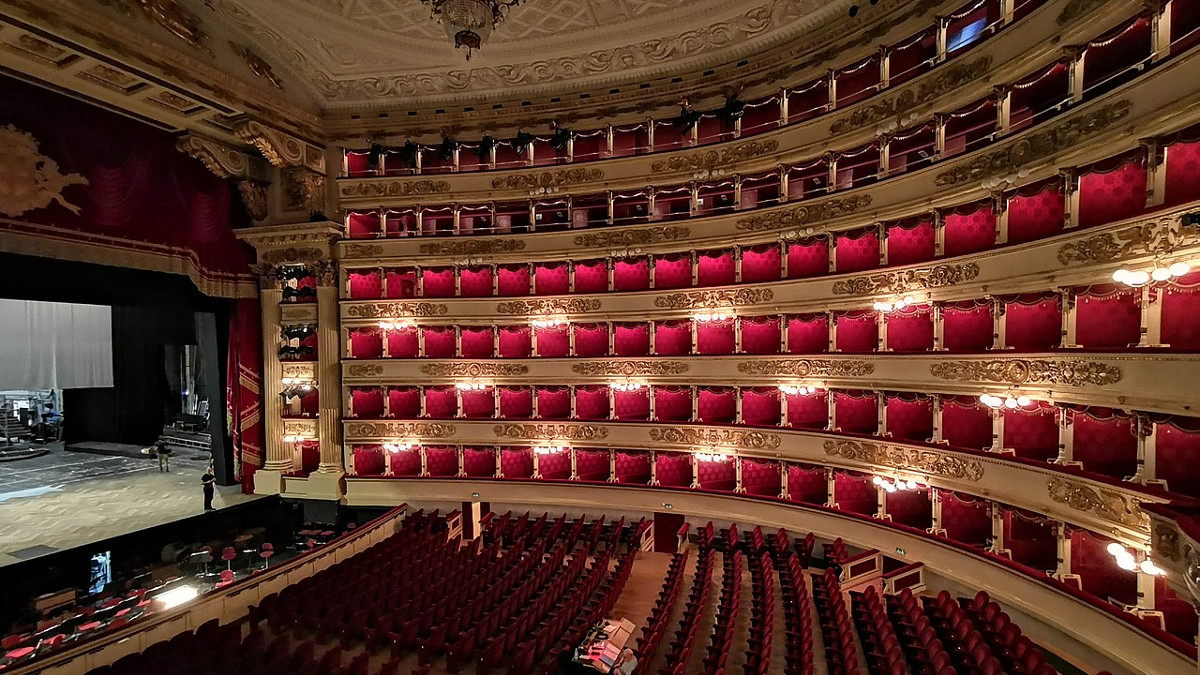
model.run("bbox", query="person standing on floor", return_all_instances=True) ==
[201,468,215,511]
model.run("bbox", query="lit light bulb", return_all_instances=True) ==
[885,484,897,493]
[1016,396,1031,407]
[1004,397,1019,409]
[1112,269,1129,283]
[1116,552,1137,571]
[1107,542,1126,556]
[872,476,883,486]
[1151,267,1172,282]
[1139,559,1165,576]
[1169,262,1191,277]
[1125,270,1152,286]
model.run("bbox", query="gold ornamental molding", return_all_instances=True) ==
[493,423,609,441]
[0,125,88,217]
[280,305,318,322]
[346,422,457,439]
[340,180,452,199]
[736,359,875,377]
[929,359,1122,387]
[648,427,781,450]
[1058,215,1199,266]
[490,168,604,191]
[419,363,529,377]
[736,195,873,232]
[654,288,774,309]
[233,119,324,172]
[343,243,385,258]
[823,439,985,482]
[829,56,993,135]
[281,363,316,380]
[1047,476,1149,532]
[571,361,690,376]
[175,133,268,181]
[650,139,780,173]
[831,263,981,296]
[345,363,384,377]
[418,239,527,256]
[495,298,603,315]
[282,419,317,437]
[934,100,1131,187]
[345,302,450,319]
[573,226,691,249]
[259,247,324,265]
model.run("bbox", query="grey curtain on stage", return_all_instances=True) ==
[0,299,114,389]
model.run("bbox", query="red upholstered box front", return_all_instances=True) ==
[460,327,494,358]
[574,385,610,420]
[534,326,570,357]
[534,263,569,295]
[787,315,828,353]
[653,386,693,421]
[654,321,692,356]
[741,316,781,354]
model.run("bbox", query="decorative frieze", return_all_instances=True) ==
[573,226,690,249]
[830,56,993,135]
[343,243,385,258]
[736,195,873,232]
[654,288,774,309]
[571,361,690,376]
[934,101,1131,186]
[339,180,452,199]
[346,422,457,439]
[1047,476,1149,532]
[823,439,985,481]
[282,419,317,437]
[345,363,384,377]
[496,298,603,315]
[233,119,324,172]
[345,302,449,319]
[650,139,780,173]
[929,359,1122,387]
[831,263,980,296]
[280,305,318,323]
[419,363,529,377]
[1058,216,1198,266]
[493,423,609,441]
[736,360,875,377]
[490,168,604,191]
[281,363,316,380]
[418,239,527,256]
[649,427,781,450]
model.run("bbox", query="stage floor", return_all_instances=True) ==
[0,444,257,566]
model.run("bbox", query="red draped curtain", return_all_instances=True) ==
[788,463,828,503]
[787,314,829,353]
[227,298,263,492]
[940,491,991,547]
[1006,179,1064,244]
[885,217,935,265]
[1075,285,1140,348]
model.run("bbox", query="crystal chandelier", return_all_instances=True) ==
[420,0,525,59]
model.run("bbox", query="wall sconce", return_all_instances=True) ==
[609,381,646,392]
[694,310,732,322]
[531,317,566,329]
[873,296,915,312]
[455,382,489,391]
[779,384,818,396]
[382,442,414,453]
[1106,542,1165,575]
[536,445,566,455]
[695,452,733,463]
[873,476,924,492]
[1112,262,1190,287]
[979,392,1032,409]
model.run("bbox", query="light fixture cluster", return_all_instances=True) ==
[1106,542,1165,576]
[535,445,566,455]
[455,382,489,391]
[378,319,413,330]
[382,442,414,453]
[281,377,315,390]
[873,296,916,312]
[691,168,726,181]
[528,185,564,197]
[978,393,1032,409]
[609,381,646,392]
[283,434,313,443]
[531,317,566,328]
[695,452,733,463]
[1111,262,1191,287]
[872,476,924,492]
[694,311,732,322]
[779,384,818,396]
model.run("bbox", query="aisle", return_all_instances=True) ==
[641,546,699,674]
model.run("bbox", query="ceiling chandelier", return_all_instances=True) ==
[420,0,525,59]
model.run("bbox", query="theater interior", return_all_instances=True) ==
[1,0,1200,674]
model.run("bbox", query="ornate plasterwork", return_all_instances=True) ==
[346,302,449,318]
[736,360,875,377]
[494,423,609,441]
[929,360,1122,387]
[831,263,980,296]
[823,439,984,482]
[346,421,457,438]
[490,168,604,191]
[175,132,266,180]
[283,168,326,214]
[0,125,88,217]
[654,288,774,309]
[340,180,452,199]
[233,119,324,172]
[231,43,283,89]
[279,305,317,322]
[98,0,210,52]
[571,361,690,376]
[1154,522,1182,562]
[281,362,315,379]
[736,195,873,232]
[1058,216,1199,266]
[282,418,317,437]
[1047,476,1149,532]
[419,363,530,377]
[573,226,691,249]
[345,363,384,377]
[829,56,993,134]
[650,140,780,173]
[649,427,781,450]
[418,239,527,256]
[934,101,1132,186]
[496,298,603,315]
[343,243,385,258]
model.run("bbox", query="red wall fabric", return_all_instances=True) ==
[463,448,496,477]
[1076,290,1140,348]
[886,397,932,442]
[834,230,880,273]
[941,493,991,547]
[654,321,692,356]
[534,263,569,295]
[834,472,877,515]
[788,464,827,503]
[574,324,609,357]
[943,303,993,351]
[653,255,692,289]
[696,321,736,354]
[388,388,421,418]
[786,240,829,278]
[387,328,419,358]
[887,490,932,529]
[1003,407,1058,461]
[742,245,782,283]
[835,314,878,353]
[697,251,736,286]
[1163,277,1200,349]
[534,326,570,357]
[1165,140,1200,205]
[836,393,878,434]
[421,268,455,298]
[615,451,652,484]
[497,266,530,296]
[1007,182,1064,244]
[1005,296,1061,350]
[575,386,610,420]
[653,387,693,421]
[886,220,935,265]
[742,316,781,354]
[460,327,495,358]
[459,267,493,297]
[886,309,934,352]
[536,387,571,419]
[614,324,650,356]
[1071,530,1137,606]
[1078,157,1147,229]
[227,298,264,491]
[1157,424,1200,497]
[1072,411,1137,479]
[786,392,828,429]
[499,387,532,419]
[942,397,992,450]
[943,206,996,256]
[741,459,782,496]
[655,453,692,487]
[576,450,610,481]
[787,315,828,353]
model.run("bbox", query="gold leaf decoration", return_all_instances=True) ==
[493,423,609,441]
[1057,216,1198,266]
[343,243,384,258]
[929,360,1121,387]
[345,422,457,439]
[737,195,873,232]
[831,263,980,295]
[654,288,774,309]
[281,363,315,379]
[650,139,780,173]
[573,226,690,249]
[736,360,875,377]
[1047,476,1149,531]
[823,439,984,481]
[418,239,527,256]
[339,180,452,199]
[0,126,88,217]
[420,363,529,377]
[571,361,690,376]
[345,363,383,377]
[496,298,603,315]
[935,101,1131,186]
[829,56,993,135]
[346,302,449,319]
[649,427,780,450]
[490,168,604,191]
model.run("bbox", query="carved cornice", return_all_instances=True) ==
[175,133,267,181]
[829,56,993,135]
[346,421,457,439]
[340,180,452,199]
[649,427,781,450]
[418,239,527,256]
[736,360,875,377]
[934,101,1131,186]
[831,263,980,295]
[1058,216,1198,266]
[493,423,609,441]
[929,359,1122,387]
[419,363,529,377]
[345,302,449,319]
[573,226,691,249]
[571,361,690,376]
[650,139,780,173]
[345,363,384,377]
[233,119,324,172]
[736,195,873,232]
[654,288,774,309]
[823,439,984,481]
[490,168,604,191]
[496,298,603,315]
[1047,476,1149,532]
